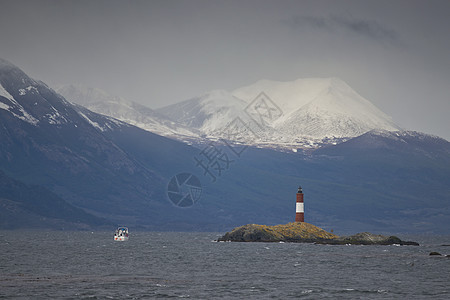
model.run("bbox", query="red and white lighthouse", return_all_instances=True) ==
[295,186,304,222]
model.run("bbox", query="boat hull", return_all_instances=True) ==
[114,226,129,241]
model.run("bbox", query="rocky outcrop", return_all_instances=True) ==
[317,232,419,246]
[218,222,338,243]
[429,252,450,257]
[218,223,419,245]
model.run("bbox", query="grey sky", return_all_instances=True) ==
[1,0,449,139]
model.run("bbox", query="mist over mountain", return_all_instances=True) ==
[1,58,449,233]
[56,84,199,139]
[233,78,401,138]
[157,90,248,135]
[57,77,401,151]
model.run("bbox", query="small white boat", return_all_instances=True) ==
[114,227,129,241]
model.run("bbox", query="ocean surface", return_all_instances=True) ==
[1,231,449,299]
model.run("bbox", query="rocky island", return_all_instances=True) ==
[218,222,419,245]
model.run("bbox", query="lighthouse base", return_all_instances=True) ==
[295,213,304,222]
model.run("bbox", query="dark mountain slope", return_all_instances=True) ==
[0,170,109,229]
[0,58,165,223]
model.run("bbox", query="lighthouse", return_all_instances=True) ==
[295,186,304,222]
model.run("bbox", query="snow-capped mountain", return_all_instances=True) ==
[53,77,401,151]
[0,58,148,181]
[155,77,402,150]
[0,57,186,227]
[0,58,72,127]
[0,58,126,133]
[156,90,250,135]
[233,78,400,139]
[56,84,199,139]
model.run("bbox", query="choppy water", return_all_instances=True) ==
[1,231,449,299]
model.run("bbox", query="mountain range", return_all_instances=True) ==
[56,84,199,140]
[1,58,449,233]
[58,77,401,150]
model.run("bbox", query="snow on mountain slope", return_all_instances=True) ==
[56,84,199,138]
[0,82,39,125]
[153,77,401,150]
[233,77,400,139]
[156,90,251,136]
[233,78,332,114]
[0,58,74,126]
[0,58,133,135]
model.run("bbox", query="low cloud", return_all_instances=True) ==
[286,14,399,43]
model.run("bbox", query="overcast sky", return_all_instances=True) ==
[1,0,449,139]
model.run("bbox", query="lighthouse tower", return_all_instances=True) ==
[295,186,304,222]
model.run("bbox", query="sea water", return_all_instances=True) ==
[1,231,449,299]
